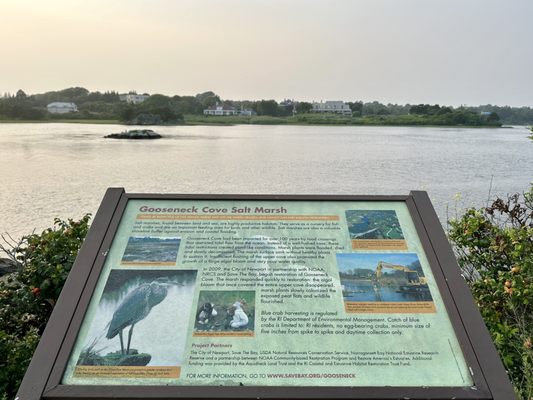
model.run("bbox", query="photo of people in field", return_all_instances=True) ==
[193,290,255,335]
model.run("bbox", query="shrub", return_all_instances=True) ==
[0,215,90,400]
[448,188,533,399]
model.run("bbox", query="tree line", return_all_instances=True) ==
[1,87,532,125]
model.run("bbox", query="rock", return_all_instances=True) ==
[0,258,19,277]
[104,129,162,140]
[116,353,152,367]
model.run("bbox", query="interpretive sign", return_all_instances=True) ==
[17,189,516,400]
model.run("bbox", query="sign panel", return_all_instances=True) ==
[17,190,516,400]
[62,199,470,387]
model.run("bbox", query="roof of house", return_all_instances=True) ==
[205,104,235,111]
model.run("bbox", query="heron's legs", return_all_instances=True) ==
[119,330,124,355]
[126,323,135,355]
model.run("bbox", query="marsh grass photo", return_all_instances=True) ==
[121,236,181,264]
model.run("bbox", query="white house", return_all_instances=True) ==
[203,103,237,116]
[119,93,150,104]
[46,102,78,114]
[311,101,352,115]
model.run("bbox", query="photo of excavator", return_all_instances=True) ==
[337,253,433,303]
[373,261,432,300]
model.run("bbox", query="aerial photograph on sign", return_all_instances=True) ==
[345,210,407,250]
[345,210,404,240]
[121,236,181,265]
[337,253,435,313]
[74,269,197,378]
[193,290,255,336]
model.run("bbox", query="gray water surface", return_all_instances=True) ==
[0,123,531,239]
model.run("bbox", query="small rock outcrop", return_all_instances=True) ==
[104,129,162,139]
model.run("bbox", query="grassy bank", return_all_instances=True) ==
[0,113,502,127]
[0,118,119,124]
[184,113,503,127]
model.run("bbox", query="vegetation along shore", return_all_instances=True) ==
[2,87,533,127]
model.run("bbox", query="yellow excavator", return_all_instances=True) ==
[372,261,431,300]
[375,261,427,286]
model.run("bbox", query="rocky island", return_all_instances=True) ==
[104,129,162,139]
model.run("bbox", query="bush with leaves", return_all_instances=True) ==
[449,188,533,400]
[0,215,90,400]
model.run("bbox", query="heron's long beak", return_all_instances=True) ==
[162,281,184,288]
[154,277,183,286]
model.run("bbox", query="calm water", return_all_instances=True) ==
[342,280,432,302]
[0,123,531,240]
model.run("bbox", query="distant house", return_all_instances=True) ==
[46,102,78,114]
[239,106,257,117]
[119,93,150,104]
[203,103,237,116]
[311,101,352,115]
[280,99,296,115]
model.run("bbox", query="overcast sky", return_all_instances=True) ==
[1,0,532,106]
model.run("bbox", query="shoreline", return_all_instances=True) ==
[0,119,120,124]
[0,118,509,129]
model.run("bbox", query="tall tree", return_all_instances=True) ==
[295,102,313,114]
[254,99,279,116]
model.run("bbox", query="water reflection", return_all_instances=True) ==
[342,281,432,302]
[0,123,531,240]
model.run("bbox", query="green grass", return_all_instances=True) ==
[184,114,288,125]
[0,118,119,124]
[185,113,502,127]
[0,114,502,128]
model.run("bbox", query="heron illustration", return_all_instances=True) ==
[106,277,178,355]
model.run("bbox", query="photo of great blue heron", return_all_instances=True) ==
[121,236,181,264]
[193,290,255,334]
[345,210,404,240]
[76,269,197,368]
